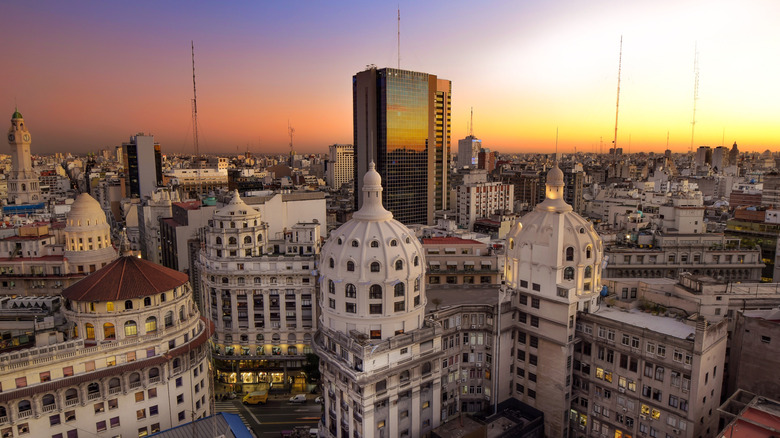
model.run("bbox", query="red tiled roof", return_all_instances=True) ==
[173,200,201,210]
[0,318,213,403]
[62,256,189,301]
[422,236,484,245]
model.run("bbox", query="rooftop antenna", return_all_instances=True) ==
[288,120,295,166]
[397,6,401,69]
[666,130,670,150]
[690,43,699,154]
[469,107,474,137]
[555,127,559,162]
[191,41,202,199]
[613,35,623,160]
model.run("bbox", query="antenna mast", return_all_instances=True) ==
[690,44,699,154]
[469,107,474,137]
[288,120,295,167]
[191,41,202,199]
[397,7,401,69]
[613,36,623,160]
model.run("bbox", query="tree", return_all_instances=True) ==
[303,353,320,382]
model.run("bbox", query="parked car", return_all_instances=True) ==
[242,391,269,405]
[289,394,307,403]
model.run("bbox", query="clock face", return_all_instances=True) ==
[7,133,13,142]
[22,134,29,142]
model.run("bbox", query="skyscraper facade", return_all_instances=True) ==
[457,135,481,168]
[122,133,162,199]
[353,67,451,225]
[326,143,355,189]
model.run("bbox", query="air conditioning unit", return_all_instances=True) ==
[471,325,476,329]
[640,415,647,420]
[477,363,482,368]
[673,429,680,435]
[622,408,627,413]
[485,345,491,350]
[618,387,625,393]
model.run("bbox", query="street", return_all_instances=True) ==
[214,396,322,436]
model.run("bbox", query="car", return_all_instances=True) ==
[314,396,323,404]
[289,394,307,403]
[242,391,269,405]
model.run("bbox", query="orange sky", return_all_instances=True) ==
[1,0,778,155]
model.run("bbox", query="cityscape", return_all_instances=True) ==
[1,2,780,438]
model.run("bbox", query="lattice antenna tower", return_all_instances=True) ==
[288,120,295,166]
[613,36,623,160]
[469,107,474,137]
[191,41,202,198]
[397,7,401,69]
[690,44,700,154]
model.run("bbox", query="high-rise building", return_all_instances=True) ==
[456,181,514,231]
[122,134,162,199]
[326,144,354,189]
[353,67,451,225]
[6,110,41,205]
[457,135,481,169]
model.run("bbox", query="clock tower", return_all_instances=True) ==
[7,110,40,205]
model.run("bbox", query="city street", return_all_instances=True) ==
[214,397,322,436]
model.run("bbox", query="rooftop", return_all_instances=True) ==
[426,285,499,314]
[422,236,485,246]
[593,306,696,340]
[62,256,189,301]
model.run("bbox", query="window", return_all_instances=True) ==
[531,298,540,308]
[369,285,382,299]
[566,247,574,261]
[370,262,380,272]
[394,301,405,312]
[394,283,405,297]
[347,261,355,271]
[370,304,382,314]
[345,283,356,298]
[346,303,356,313]
[564,267,574,280]
[124,320,138,337]
[395,260,403,270]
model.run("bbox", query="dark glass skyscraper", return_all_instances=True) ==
[353,67,451,225]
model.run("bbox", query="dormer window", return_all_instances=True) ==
[370,262,380,272]
[370,240,379,248]
[565,247,574,261]
[351,240,359,248]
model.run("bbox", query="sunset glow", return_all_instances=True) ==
[2,0,778,155]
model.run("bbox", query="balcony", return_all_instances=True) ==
[17,409,32,419]
[65,398,79,407]
[42,404,57,413]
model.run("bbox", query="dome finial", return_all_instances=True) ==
[353,162,392,221]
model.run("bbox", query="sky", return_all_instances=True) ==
[2,0,779,155]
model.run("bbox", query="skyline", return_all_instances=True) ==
[2,0,779,156]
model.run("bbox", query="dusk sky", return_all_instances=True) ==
[2,0,778,155]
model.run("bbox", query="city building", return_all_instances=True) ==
[199,191,320,392]
[315,163,442,437]
[0,256,211,437]
[726,309,780,398]
[122,133,162,199]
[353,67,451,225]
[501,164,605,437]
[423,236,501,286]
[457,135,481,169]
[6,110,41,206]
[456,181,514,231]
[326,144,355,190]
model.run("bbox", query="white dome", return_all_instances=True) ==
[320,165,425,340]
[505,166,603,298]
[65,193,108,230]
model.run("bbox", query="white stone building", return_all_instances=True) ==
[6,110,41,205]
[456,181,514,231]
[0,256,211,438]
[327,144,354,190]
[315,163,441,438]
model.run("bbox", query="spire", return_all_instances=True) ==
[352,162,393,221]
[536,164,572,213]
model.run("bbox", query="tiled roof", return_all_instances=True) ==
[422,236,484,245]
[62,256,189,301]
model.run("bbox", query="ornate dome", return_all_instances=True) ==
[214,190,260,220]
[505,166,603,298]
[319,163,425,340]
[66,193,108,229]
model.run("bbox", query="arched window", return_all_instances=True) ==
[124,321,137,336]
[129,372,141,385]
[216,237,222,245]
[399,370,410,382]
[566,247,575,261]
[222,277,229,284]
[254,277,261,284]
[337,237,343,245]
[256,334,264,342]
[257,233,263,242]
[564,267,575,280]
[394,283,405,297]
[124,300,133,310]
[149,367,160,380]
[173,358,181,369]
[586,245,593,259]
[106,302,114,312]
[395,260,403,271]
[370,240,379,248]
[370,262,380,272]
[229,237,237,245]
[144,297,151,307]
[18,400,31,414]
[85,323,95,340]
[42,394,55,407]
[345,283,356,298]
[391,239,398,247]
[351,240,359,247]
[108,378,121,391]
[179,306,185,321]
[414,277,420,292]
[160,293,166,302]
[328,280,335,294]
[369,285,382,299]
[329,258,334,268]
[585,266,593,279]
[422,362,432,375]
[272,334,281,342]
[414,256,419,267]
[87,382,100,395]
[244,236,252,244]
[347,261,355,272]
[145,317,157,333]
[509,239,515,250]
[65,388,78,401]
[288,346,298,355]
[103,323,116,340]
[165,311,173,327]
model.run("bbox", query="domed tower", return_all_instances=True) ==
[6,110,41,205]
[503,163,604,438]
[320,162,426,339]
[315,163,439,438]
[63,193,118,274]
